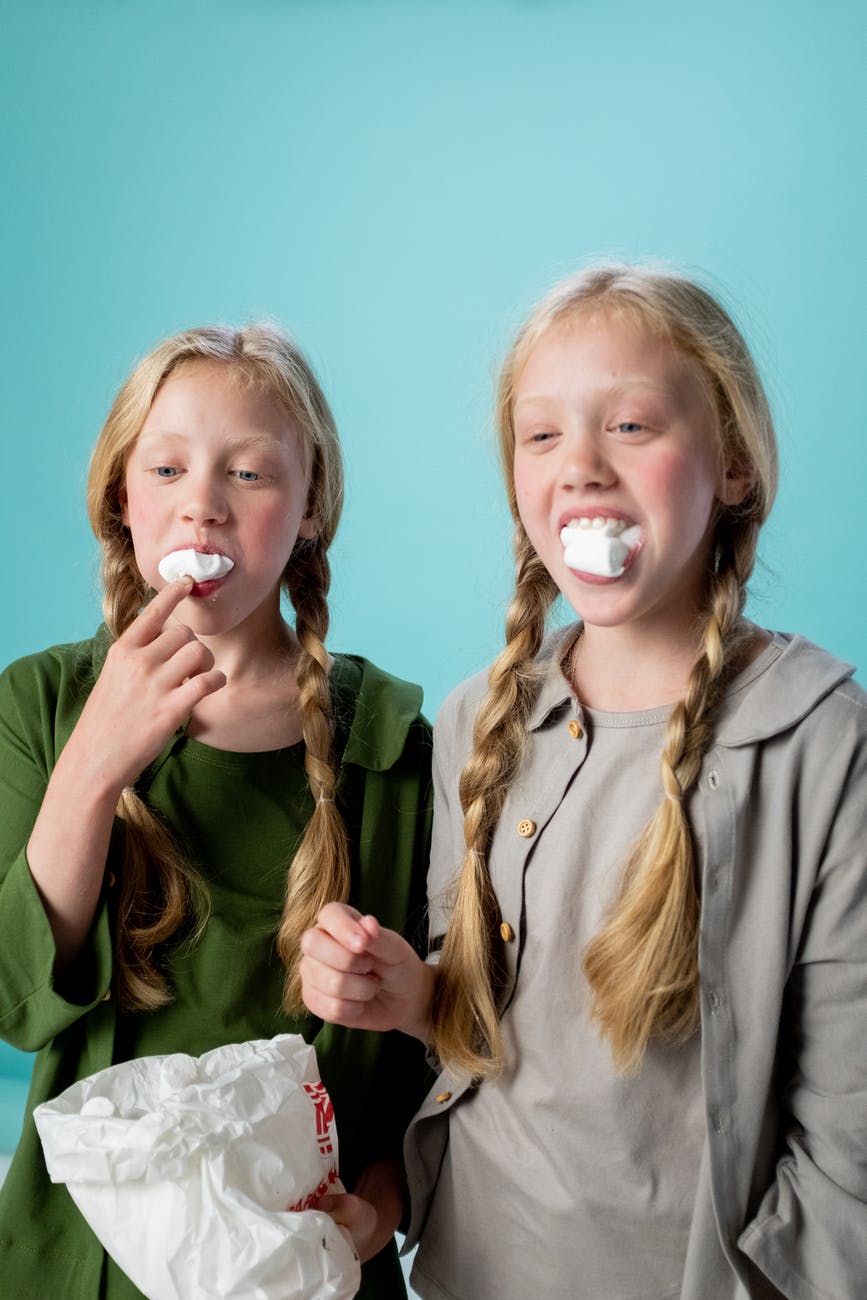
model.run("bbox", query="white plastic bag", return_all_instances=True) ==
[34,1034,361,1299]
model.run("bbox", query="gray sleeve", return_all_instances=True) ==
[738,700,867,1298]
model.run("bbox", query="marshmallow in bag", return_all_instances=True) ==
[34,1035,360,1300]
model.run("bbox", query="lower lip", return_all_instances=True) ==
[187,577,228,599]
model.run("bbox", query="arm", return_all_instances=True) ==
[737,698,867,1297]
[25,579,225,972]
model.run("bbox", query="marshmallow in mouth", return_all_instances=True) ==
[157,549,235,584]
[560,517,641,578]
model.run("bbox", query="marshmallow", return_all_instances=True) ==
[560,519,640,578]
[158,549,234,584]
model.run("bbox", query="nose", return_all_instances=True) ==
[558,426,617,492]
[180,471,229,527]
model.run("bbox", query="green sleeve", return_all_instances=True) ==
[0,648,117,1049]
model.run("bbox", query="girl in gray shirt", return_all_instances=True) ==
[300,265,866,1299]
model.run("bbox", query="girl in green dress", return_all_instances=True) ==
[0,323,432,1297]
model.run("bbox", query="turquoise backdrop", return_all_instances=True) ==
[0,0,864,1152]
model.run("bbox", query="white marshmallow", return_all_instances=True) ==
[560,520,640,577]
[158,549,234,584]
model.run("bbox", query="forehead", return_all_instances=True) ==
[136,359,303,450]
[515,309,707,402]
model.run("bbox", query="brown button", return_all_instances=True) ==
[500,922,515,942]
[568,719,583,739]
[102,988,112,1002]
[435,1092,452,1104]
[517,819,536,838]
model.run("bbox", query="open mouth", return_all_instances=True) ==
[157,549,235,584]
[559,517,641,578]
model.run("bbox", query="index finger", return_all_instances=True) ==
[126,577,194,645]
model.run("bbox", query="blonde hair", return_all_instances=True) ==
[432,264,778,1078]
[87,323,349,1013]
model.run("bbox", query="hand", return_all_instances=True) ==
[314,1192,378,1262]
[25,579,226,968]
[300,903,436,1042]
[70,578,227,797]
[315,1156,406,1264]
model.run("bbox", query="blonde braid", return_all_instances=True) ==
[583,520,759,1072]
[278,540,350,1011]
[114,788,208,1010]
[431,528,558,1078]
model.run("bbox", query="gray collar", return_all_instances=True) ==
[524,622,855,746]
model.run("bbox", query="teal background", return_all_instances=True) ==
[1,0,864,1173]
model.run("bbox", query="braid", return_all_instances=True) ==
[100,533,148,640]
[583,518,759,1073]
[114,788,208,1011]
[278,540,350,1011]
[431,528,558,1078]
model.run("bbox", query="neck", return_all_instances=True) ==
[568,618,708,712]
[200,611,301,684]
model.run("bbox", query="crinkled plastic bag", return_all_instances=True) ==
[34,1035,361,1299]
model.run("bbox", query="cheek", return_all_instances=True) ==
[122,492,162,545]
[643,451,717,532]
[252,501,306,557]
[513,464,545,531]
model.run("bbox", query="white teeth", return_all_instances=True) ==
[563,515,630,536]
[158,549,235,584]
[559,520,640,577]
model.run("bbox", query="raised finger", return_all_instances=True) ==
[126,578,194,646]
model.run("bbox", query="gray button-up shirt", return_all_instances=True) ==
[404,625,867,1300]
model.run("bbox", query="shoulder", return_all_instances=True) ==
[0,630,107,718]
[434,622,577,750]
[716,631,864,750]
[331,653,431,773]
[0,631,108,769]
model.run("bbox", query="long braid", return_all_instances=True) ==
[583,517,759,1072]
[431,528,558,1078]
[277,540,350,1011]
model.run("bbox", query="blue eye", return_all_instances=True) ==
[617,422,643,434]
[235,470,261,482]
[155,466,179,477]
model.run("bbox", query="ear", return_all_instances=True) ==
[718,458,753,507]
[298,511,318,541]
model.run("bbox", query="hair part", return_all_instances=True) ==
[430,263,778,1078]
[87,323,349,1012]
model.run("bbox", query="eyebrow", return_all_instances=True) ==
[135,429,284,450]
[514,379,679,410]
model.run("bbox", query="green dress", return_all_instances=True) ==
[0,629,433,1299]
